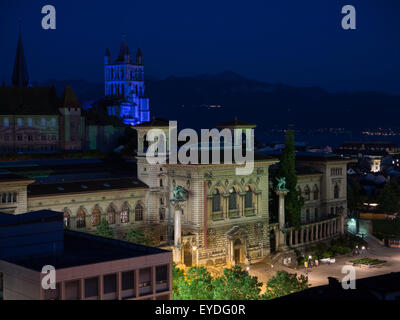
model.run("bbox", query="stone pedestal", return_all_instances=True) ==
[173,206,183,264]
[276,190,288,250]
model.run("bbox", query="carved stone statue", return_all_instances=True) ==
[171,185,187,203]
[276,177,288,192]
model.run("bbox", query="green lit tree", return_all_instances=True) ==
[172,263,186,300]
[96,218,114,238]
[212,265,262,300]
[124,228,151,246]
[173,266,214,300]
[262,270,309,300]
[275,130,304,228]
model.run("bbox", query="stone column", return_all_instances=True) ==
[340,216,345,235]
[294,230,298,245]
[310,225,314,242]
[173,205,183,264]
[276,190,288,249]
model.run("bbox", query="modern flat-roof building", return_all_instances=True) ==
[0,210,172,300]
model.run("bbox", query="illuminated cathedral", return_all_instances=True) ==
[104,36,150,126]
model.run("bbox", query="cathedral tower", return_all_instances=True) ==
[104,35,150,126]
[12,24,30,87]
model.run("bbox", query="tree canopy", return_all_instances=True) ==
[96,218,114,239]
[275,130,304,227]
[262,271,309,300]
[172,265,309,300]
[124,228,152,246]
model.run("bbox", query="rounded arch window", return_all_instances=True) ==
[304,185,311,201]
[76,208,86,229]
[334,184,340,199]
[121,204,130,224]
[107,206,116,225]
[313,185,319,200]
[212,189,221,212]
[135,204,144,221]
[245,187,253,209]
[229,188,237,211]
[92,207,101,226]
[63,209,71,228]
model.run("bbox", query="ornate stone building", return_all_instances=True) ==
[104,36,150,126]
[0,119,350,267]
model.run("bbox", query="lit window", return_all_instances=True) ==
[121,204,130,223]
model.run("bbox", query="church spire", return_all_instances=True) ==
[12,21,30,87]
[116,33,130,63]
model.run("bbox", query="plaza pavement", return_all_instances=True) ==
[248,225,400,288]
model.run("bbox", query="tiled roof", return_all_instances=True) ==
[59,86,81,109]
[0,86,59,115]
[28,177,148,196]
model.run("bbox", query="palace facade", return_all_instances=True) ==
[0,119,350,267]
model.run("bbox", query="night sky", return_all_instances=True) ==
[1,0,400,93]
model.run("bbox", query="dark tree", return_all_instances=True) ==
[275,130,304,228]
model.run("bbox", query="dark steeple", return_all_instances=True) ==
[136,48,143,65]
[12,22,30,87]
[116,34,130,62]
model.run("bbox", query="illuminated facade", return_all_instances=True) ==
[104,36,150,126]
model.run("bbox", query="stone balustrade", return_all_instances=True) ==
[270,216,343,253]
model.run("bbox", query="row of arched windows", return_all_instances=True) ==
[212,187,255,213]
[1,192,17,204]
[64,203,144,229]
[298,185,319,201]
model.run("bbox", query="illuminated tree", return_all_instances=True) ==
[262,271,309,300]
[173,266,214,300]
[212,265,262,300]
[96,218,114,238]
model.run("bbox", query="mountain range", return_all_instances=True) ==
[39,71,400,133]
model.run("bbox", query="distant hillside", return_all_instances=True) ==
[39,72,400,131]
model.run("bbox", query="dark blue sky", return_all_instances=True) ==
[1,0,399,93]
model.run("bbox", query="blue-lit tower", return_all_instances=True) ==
[104,35,150,125]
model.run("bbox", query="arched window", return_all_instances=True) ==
[135,204,144,221]
[63,209,70,228]
[92,207,101,226]
[107,206,116,225]
[76,208,86,229]
[229,189,237,211]
[245,189,253,208]
[334,184,340,199]
[212,190,221,212]
[121,204,130,224]
[313,185,319,200]
[159,207,166,221]
[304,186,311,201]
